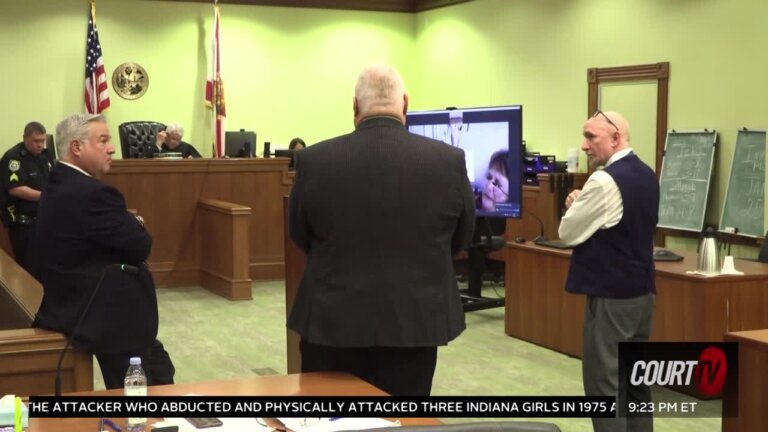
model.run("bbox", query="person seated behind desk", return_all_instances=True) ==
[288,137,305,151]
[149,123,201,159]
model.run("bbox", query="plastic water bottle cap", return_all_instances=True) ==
[129,357,142,365]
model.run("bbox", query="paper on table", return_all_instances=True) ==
[685,269,744,277]
[277,417,400,432]
[156,417,271,432]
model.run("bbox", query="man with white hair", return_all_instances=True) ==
[288,65,475,396]
[152,122,201,158]
[559,111,658,432]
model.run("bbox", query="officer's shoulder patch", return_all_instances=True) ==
[8,160,20,172]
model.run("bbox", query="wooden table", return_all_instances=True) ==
[722,329,768,432]
[505,242,768,357]
[29,372,439,431]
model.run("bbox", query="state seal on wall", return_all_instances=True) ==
[112,62,149,100]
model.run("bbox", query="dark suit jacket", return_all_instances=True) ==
[30,163,158,354]
[288,116,475,348]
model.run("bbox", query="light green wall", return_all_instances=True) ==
[1,0,416,157]
[413,0,768,250]
[3,0,767,246]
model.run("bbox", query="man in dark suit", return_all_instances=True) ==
[30,113,174,389]
[288,64,475,396]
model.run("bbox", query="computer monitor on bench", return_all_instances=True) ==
[224,130,256,158]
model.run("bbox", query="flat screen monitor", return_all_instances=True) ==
[224,130,256,158]
[406,105,523,218]
[274,149,295,169]
[45,133,56,160]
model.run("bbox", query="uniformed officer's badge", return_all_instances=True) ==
[8,160,20,172]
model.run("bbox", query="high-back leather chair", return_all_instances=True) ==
[118,121,165,158]
[758,233,768,263]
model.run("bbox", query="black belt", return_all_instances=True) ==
[13,214,36,226]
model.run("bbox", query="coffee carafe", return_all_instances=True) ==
[697,227,721,274]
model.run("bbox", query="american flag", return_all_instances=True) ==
[84,0,110,114]
[205,4,226,158]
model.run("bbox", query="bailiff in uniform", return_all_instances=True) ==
[0,121,53,270]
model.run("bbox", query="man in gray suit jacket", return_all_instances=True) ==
[288,64,475,396]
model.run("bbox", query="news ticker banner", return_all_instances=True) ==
[29,396,616,418]
[618,342,738,418]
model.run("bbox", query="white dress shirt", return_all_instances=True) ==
[558,148,635,246]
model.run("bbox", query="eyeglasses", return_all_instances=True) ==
[592,110,619,131]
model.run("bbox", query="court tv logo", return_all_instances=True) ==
[629,345,728,396]
[618,342,738,418]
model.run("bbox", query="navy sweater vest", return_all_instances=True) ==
[565,153,659,298]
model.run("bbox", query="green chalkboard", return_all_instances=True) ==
[657,130,717,232]
[719,130,765,237]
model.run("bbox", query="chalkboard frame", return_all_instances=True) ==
[718,129,766,238]
[657,129,717,232]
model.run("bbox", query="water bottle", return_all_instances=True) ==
[124,357,147,432]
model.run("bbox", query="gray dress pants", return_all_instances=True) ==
[583,293,655,432]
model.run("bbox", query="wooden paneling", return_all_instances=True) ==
[198,199,253,300]
[0,246,42,328]
[159,0,473,12]
[0,248,93,396]
[505,244,583,357]
[587,62,670,175]
[723,329,768,432]
[0,328,92,397]
[103,159,294,287]
[505,243,768,358]
[283,197,305,374]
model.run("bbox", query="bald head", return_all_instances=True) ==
[581,110,632,168]
[593,111,630,145]
[353,64,409,126]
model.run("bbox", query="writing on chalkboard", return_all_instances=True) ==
[657,130,717,232]
[719,129,765,237]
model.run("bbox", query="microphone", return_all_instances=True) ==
[54,263,140,396]
[523,208,546,243]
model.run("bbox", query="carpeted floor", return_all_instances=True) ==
[92,281,720,431]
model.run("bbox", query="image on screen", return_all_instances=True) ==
[406,106,523,218]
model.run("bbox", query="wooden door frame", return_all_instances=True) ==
[587,62,670,175]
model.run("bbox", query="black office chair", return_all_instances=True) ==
[375,421,561,432]
[118,121,165,158]
[461,217,506,312]
[45,133,56,160]
[758,234,768,263]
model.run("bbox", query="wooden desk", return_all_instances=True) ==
[102,158,294,287]
[722,329,768,432]
[29,372,440,432]
[505,242,768,357]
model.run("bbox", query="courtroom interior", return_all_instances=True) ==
[2,1,768,432]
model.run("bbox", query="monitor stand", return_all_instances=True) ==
[460,217,505,312]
